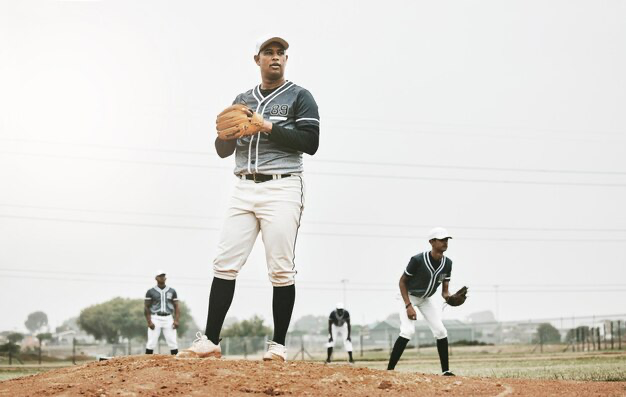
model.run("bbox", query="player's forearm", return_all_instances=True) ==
[442,281,450,299]
[215,137,236,158]
[399,277,411,306]
[144,307,152,323]
[328,321,332,335]
[267,124,319,155]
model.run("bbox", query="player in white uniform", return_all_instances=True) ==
[178,35,320,361]
[325,302,354,364]
[144,270,179,355]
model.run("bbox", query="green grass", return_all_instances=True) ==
[0,368,51,381]
[0,361,90,382]
[355,350,626,382]
[1,348,625,383]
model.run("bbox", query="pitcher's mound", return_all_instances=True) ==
[1,355,624,396]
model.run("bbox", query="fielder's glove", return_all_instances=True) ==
[216,104,264,140]
[445,286,468,307]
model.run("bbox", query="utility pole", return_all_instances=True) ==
[494,285,499,321]
[494,285,501,344]
[340,279,349,306]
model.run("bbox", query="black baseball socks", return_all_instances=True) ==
[205,277,236,345]
[387,336,450,372]
[271,284,295,346]
[436,337,450,373]
[387,336,409,370]
[146,348,178,355]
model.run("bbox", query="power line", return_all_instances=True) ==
[2,268,626,290]
[306,220,626,233]
[3,138,626,176]
[328,122,624,144]
[0,138,211,156]
[0,203,219,220]
[311,170,626,188]
[3,150,626,187]
[0,214,219,231]
[2,203,624,233]
[314,158,626,176]
[0,150,226,170]
[2,214,626,241]
[0,272,624,293]
[322,115,626,141]
[303,230,626,242]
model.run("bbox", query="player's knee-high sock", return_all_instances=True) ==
[387,336,409,370]
[436,337,449,372]
[145,349,153,354]
[271,284,295,345]
[205,277,236,345]
[326,347,333,361]
[348,351,354,362]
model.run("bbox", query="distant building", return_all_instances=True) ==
[367,318,475,347]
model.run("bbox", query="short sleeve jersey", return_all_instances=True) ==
[329,309,350,327]
[145,286,178,314]
[231,81,320,175]
[404,252,453,298]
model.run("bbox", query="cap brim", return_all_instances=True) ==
[257,37,289,53]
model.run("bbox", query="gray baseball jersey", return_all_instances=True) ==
[404,252,453,298]
[145,286,178,314]
[231,81,320,175]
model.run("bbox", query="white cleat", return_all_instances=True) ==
[176,332,221,358]
[263,341,287,362]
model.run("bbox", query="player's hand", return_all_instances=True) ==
[328,334,333,343]
[148,321,155,330]
[261,119,273,133]
[173,321,179,329]
[406,305,417,321]
[346,336,351,342]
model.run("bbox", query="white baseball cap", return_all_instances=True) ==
[255,35,289,54]
[428,227,452,241]
[336,302,344,310]
[155,270,166,277]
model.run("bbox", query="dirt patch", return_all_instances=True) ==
[0,355,624,396]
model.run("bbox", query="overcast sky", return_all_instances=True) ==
[1,0,625,334]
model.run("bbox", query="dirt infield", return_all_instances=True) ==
[0,355,624,397]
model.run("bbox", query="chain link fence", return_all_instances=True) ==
[1,316,624,364]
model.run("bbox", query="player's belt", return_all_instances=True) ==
[155,312,171,316]
[239,174,292,183]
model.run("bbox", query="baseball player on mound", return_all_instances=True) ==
[387,227,468,376]
[144,270,179,355]
[178,35,319,361]
[325,302,354,364]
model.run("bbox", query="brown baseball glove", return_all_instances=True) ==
[216,104,264,140]
[445,286,468,307]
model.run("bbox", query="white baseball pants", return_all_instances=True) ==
[398,294,447,340]
[326,324,353,352]
[146,315,178,350]
[213,175,305,286]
